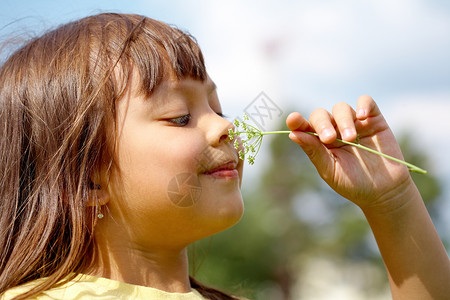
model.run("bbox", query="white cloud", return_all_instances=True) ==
[184,0,450,113]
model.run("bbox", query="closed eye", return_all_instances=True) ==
[167,112,225,126]
[168,114,191,126]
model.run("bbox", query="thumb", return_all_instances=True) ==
[289,131,335,176]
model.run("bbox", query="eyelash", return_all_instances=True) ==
[168,112,226,126]
[169,114,191,126]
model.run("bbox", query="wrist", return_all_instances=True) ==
[360,176,421,218]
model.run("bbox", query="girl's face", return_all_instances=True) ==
[100,74,244,249]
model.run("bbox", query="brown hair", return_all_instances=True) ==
[0,13,236,299]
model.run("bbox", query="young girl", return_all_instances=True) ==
[0,13,448,300]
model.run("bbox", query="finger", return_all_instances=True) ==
[289,130,335,176]
[356,95,381,120]
[332,102,357,142]
[286,112,320,148]
[308,108,337,144]
[286,112,312,132]
[355,95,390,136]
[287,113,335,171]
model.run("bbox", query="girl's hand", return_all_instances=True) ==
[288,95,450,299]
[286,95,413,211]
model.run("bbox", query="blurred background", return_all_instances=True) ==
[1,1,449,299]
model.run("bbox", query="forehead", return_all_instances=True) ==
[161,76,215,93]
[147,76,216,103]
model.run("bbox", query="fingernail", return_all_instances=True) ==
[322,129,334,139]
[343,128,355,140]
[357,108,366,118]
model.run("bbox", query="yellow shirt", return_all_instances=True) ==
[1,274,207,299]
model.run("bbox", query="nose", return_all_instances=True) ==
[205,113,234,147]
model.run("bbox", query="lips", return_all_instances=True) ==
[203,161,239,178]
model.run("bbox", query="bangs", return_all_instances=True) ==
[120,15,207,96]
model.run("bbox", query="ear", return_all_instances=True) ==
[87,173,110,207]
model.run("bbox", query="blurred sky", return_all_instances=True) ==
[1,0,450,236]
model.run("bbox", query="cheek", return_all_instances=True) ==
[114,129,205,204]
[120,127,201,170]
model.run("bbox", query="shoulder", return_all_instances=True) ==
[2,274,209,300]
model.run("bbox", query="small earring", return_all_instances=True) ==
[97,206,104,219]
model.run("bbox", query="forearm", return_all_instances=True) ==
[362,179,450,300]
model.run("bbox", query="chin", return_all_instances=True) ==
[212,194,244,233]
[196,192,244,238]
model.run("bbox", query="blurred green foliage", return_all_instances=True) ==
[190,116,443,300]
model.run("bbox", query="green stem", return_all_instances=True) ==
[256,130,427,174]
[261,131,291,135]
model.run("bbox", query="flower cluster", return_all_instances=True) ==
[228,114,263,165]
